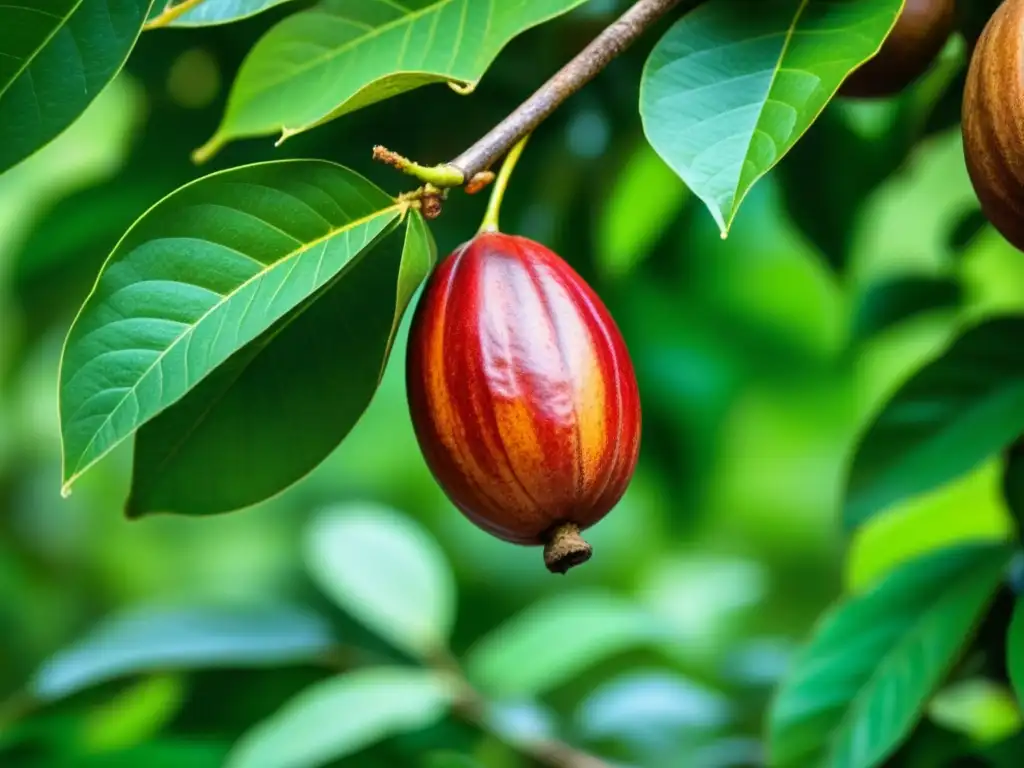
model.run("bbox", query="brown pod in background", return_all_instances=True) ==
[840,0,956,98]
[963,0,1024,252]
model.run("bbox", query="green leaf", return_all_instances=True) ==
[196,0,589,160]
[1007,597,1024,709]
[639,0,904,234]
[464,591,668,698]
[597,139,688,280]
[156,0,299,27]
[1001,446,1024,536]
[0,0,153,175]
[845,317,1024,530]
[226,668,456,768]
[851,276,961,345]
[927,678,1022,746]
[59,160,402,493]
[125,210,434,517]
[31,604,335,700]
[304,502,456,658]
[80,675,186,753]
[769,542,1013,768]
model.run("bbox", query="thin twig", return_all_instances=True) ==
[429,649,609,768]
[375,0,683,187]
[144,0,208,30]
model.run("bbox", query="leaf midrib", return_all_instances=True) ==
[0,0,85,103]
[727,0,808,229]
[64,201,402,487]
[242,0,457,103]
[139,216,410,486]
[825,550,1003,765]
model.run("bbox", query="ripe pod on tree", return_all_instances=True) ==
[963,0,1024,252]
[406,232,641,574]
[839,0,955,98]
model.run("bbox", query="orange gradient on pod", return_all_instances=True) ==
[406,232,641,573]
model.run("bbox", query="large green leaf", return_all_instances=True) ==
[152,0,299,27]
[845,317,1024,530]
[32,604,335,700]
[125,210,434,516]
[1008,598,1024,709]
[464,591,668,698]
[639,0,904,235]
[304,502,456,659]
[59,160,403,493]
[227,668,456,768]
[769,542,1012,768]
[196,0,590,160]
[0,0,153,175]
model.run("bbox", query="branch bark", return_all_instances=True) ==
[379,0,683,188]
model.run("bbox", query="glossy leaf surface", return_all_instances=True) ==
[198,0,589,157]
[0,0,153,174]
[770,543,1012,768]
[640,0,903,233]
[126,211,434,516]
[59,160,401,492]
[157,0,298,26]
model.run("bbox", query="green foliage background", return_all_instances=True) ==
[3,0,1024,766]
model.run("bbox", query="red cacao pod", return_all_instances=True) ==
[406,232,641,574]
[839,0,955,98]
[963,0,1024,252]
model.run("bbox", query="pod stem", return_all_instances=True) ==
[543,522,592,574]
[478,133,531,234]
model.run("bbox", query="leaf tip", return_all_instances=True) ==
[60,483,72,499]
[192,135,224,165]
[275,127,300,148]
[447,80,476,96]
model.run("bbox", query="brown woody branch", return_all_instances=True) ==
[377,0,683,188]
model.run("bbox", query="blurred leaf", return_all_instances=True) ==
[851,276,962,346]
[1008,598,1024,709]
[126,210,435,516]
[927,678,1022,746]
[80,675,185,753]
[58,160,401,495]
[575,671,731,748]
[1002,444,1024,536]
[226,667,455,768]
[596,140,688,279]
[66,739,230,768]
[769,542,1013,768]
[0,0,152,175]
[846,459,1012,592]
[32,604,334,700]
[845,317,1024,529]
[421,751,485,768]
[155,0,299,26]
[198,0,589,159]
[465,591,667,698]
[640,0,902,234]
[305,502,456,658]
